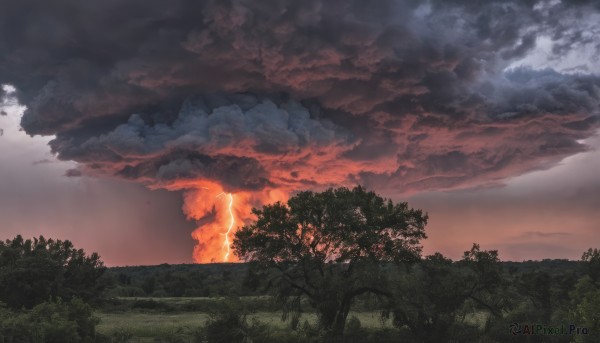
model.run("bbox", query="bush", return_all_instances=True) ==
[109,327,134,343]
[345,316,363,337]
[198,298,270,343]
[0,235,106,310]
[0,298,98,343]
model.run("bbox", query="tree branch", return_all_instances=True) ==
[275,265,314,298]
[469,295,502,318]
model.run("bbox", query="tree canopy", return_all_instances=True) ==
[233,186,428,336]
[0,235,106,309]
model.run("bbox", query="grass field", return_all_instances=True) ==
[95,297,395,341]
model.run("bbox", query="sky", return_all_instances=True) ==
[0,0,599,265]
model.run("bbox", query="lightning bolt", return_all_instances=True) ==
[214,191,234,261]
[223,193,234,261]
[211,192,235,262]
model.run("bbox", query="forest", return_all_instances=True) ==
[1,187,598,343]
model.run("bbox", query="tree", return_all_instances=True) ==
[569,248,600,343]
[392,253,480,342]
[581,248,600,282]
[0,235,106,309]
[458,243,506,318]
[232,186,428,337]
[391,247,509,343]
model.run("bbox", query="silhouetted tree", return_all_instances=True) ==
[581,248,600,282]
[458,243,507,318]
[233,186,428,337]
[569,248,600,343]
[392,253,477,342]
[392,247,508,342]
[0,235,106,309]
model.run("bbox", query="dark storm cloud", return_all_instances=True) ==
[48,94,353,191]
[1,0,600,193]
[64,168,82,177]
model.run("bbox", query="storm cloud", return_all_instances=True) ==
[2,0,600,194]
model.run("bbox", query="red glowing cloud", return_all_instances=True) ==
[160,179,287,262]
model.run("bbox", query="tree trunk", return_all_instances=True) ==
[331,296,352,337]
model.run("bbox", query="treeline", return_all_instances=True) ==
[104,263,254,298]
[103,259,583,299]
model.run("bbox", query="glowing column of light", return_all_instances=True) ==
[223,193,234,261]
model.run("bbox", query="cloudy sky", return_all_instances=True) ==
[1,0,599,265]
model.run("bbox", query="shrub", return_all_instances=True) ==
[345,316,363,337]
[0,298,98,343]
[0,235,106,310]
[109,327,134,343]
[199,298,270,343]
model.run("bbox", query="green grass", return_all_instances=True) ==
[96,310,393,332]
[116,295,272,303]
[96,296,395,340]
[96,312,209,337]
[97,297,494,342]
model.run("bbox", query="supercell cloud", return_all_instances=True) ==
[1,0,599,193]
[1,0,600,261]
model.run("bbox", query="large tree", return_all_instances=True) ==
[0,235,106,309]
[233,186,428,336]
[392,246,508,342]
